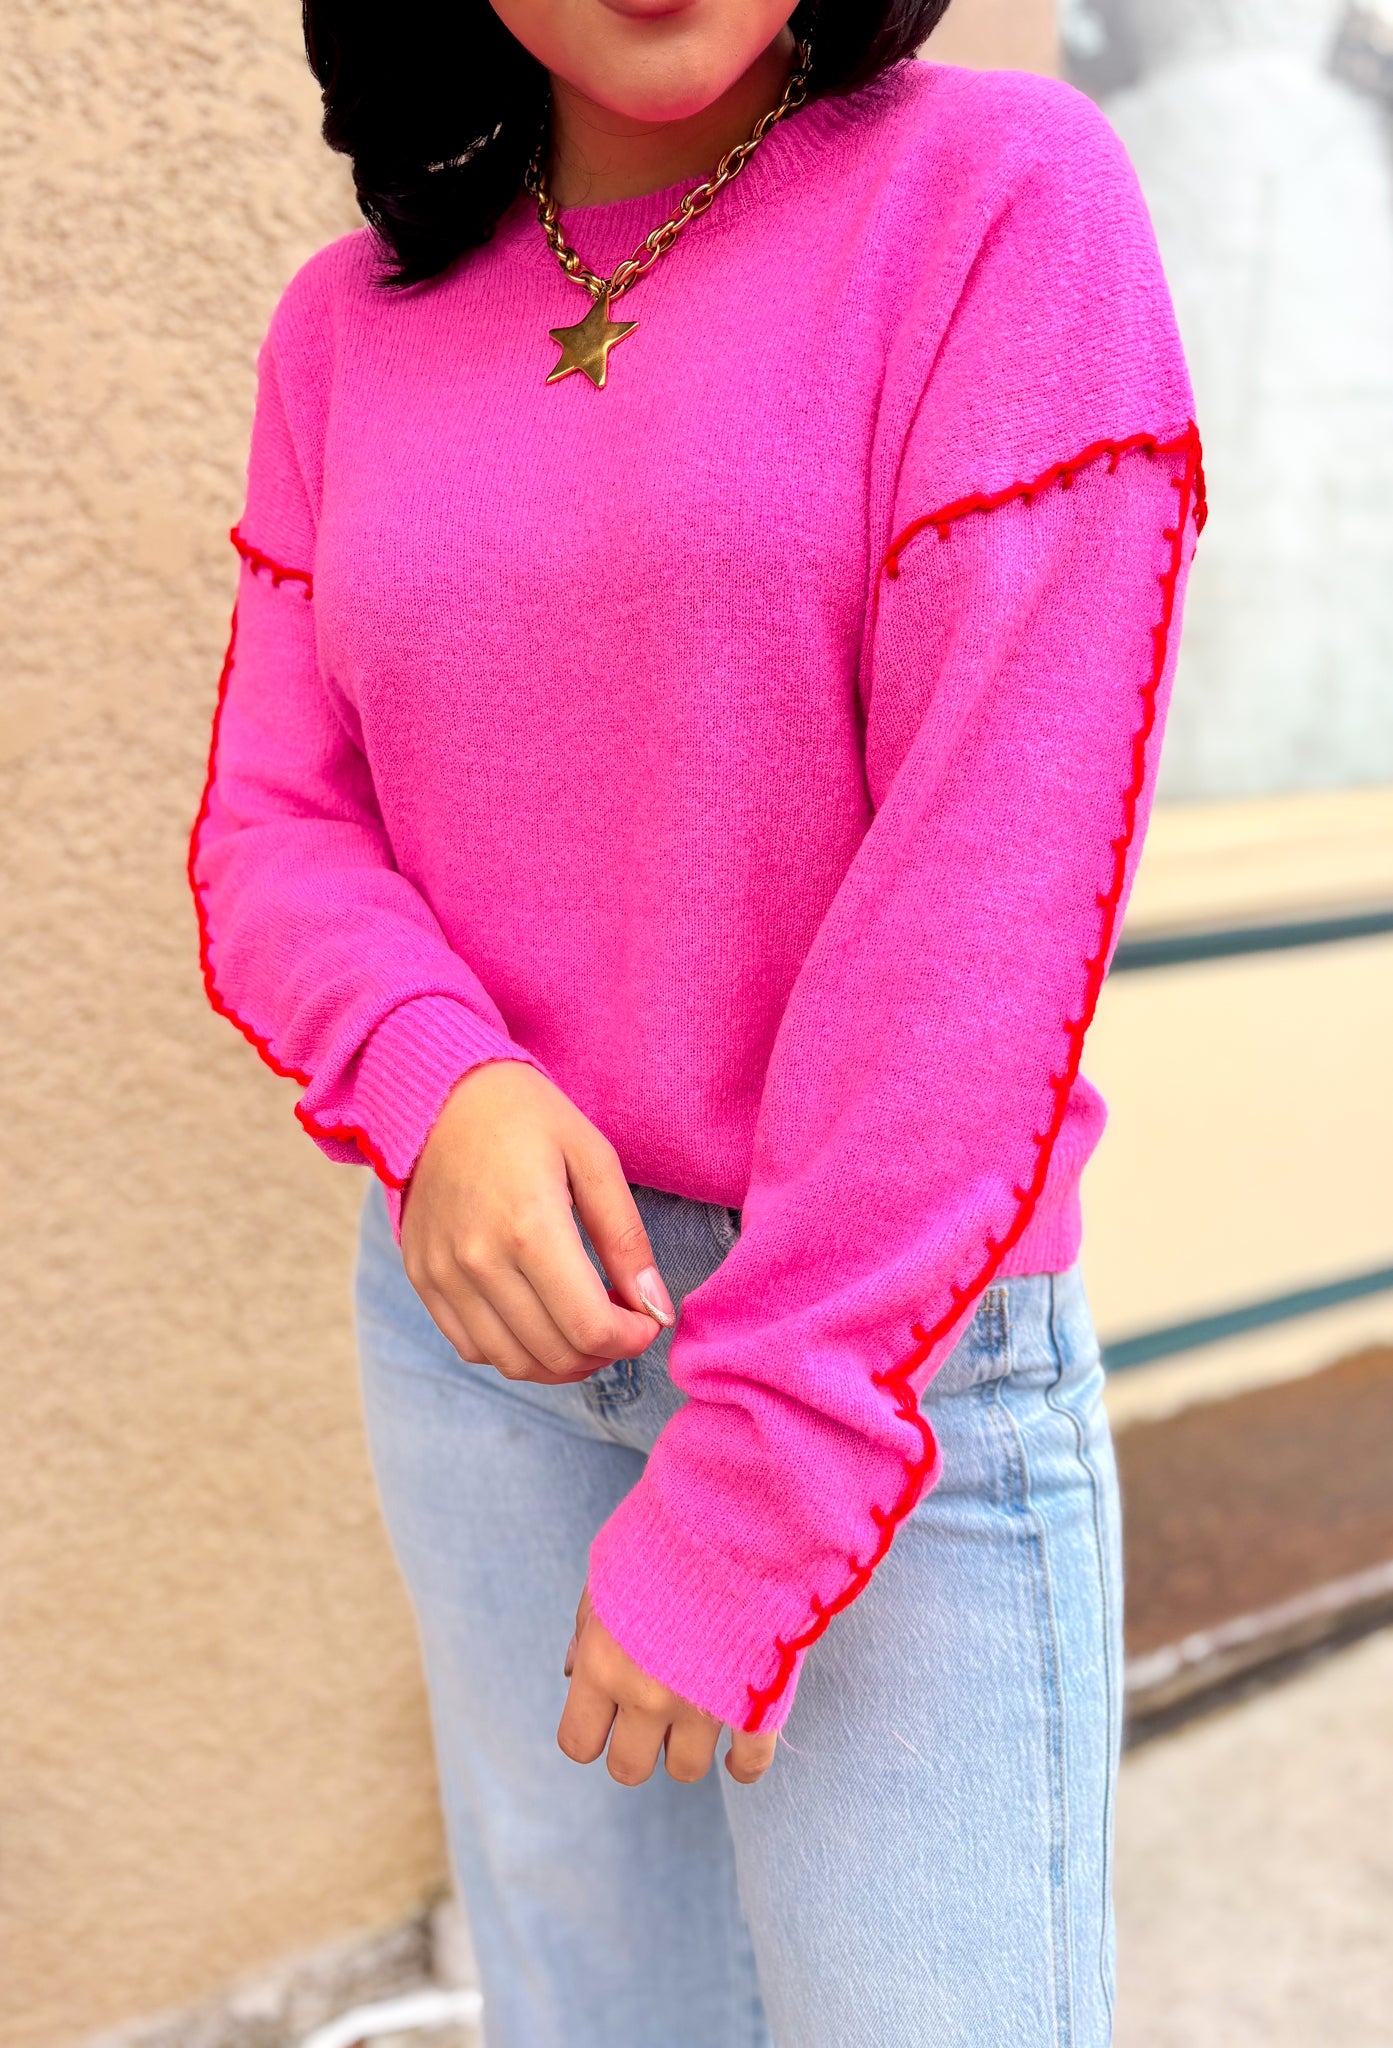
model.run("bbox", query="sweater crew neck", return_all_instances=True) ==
[503,62,920,271]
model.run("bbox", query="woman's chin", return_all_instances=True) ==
[562,46,741,128]
[588,85,730,124]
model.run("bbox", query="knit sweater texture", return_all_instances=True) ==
[192,58,1201,1732]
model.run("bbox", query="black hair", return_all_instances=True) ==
[302,1,955,286]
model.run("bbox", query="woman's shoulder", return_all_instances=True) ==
[263,227,383,361]
[856,64,1191,510]
[864,57,1142,222]
[864,60,1175,385]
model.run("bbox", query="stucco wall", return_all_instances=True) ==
[0,4,1055,2044]
[0,7,437,2045]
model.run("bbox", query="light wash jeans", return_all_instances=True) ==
[356,1177,1123,2048]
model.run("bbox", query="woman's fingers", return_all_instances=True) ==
[556,1665,618,1766]
[513,1198,659,1362]
[414,1273,584,1383]
[560,1698,773,1788]
[420,1185,653,1377]
[565,1128,676,1331]
[558,1594,754,1789]
[465,1261,615,1380]
[663,1711,722,1785]
[457,1288,597,1384]
[603,1704,670,1787]
[408,1280,490,1368]
[725,1729,778,1785]
[400,1061,672,1387]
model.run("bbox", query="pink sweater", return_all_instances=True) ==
[192,59,1201,1732]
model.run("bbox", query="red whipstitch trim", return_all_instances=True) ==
[187,532,406,1191]
[743,422,1205,1733]
[229,524,315,592]
[882,426,1207,581]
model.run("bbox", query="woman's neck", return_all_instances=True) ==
[546,29,796,208]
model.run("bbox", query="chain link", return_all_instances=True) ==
[525,40,811,304]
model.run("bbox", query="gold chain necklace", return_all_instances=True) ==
[525,40,811,389]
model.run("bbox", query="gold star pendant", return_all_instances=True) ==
[545,291,638,389]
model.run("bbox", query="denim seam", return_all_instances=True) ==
[583,1356,644,1414]
[986,1368,1074,2048]
[1044,1275,1120,2030]
[987,1283,1009,1368]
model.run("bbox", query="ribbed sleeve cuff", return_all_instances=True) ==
[587,1477,807,1734]
[348,995,546,1236]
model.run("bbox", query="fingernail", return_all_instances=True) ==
[634,1266,675,1327]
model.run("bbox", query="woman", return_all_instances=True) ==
[191,3,1202,2042]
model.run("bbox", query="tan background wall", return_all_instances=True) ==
[1086,790,1393,1336]
[927,0,1059,72]
[0,5,1058,2044]
[1083,790,1393,1428]
[1,7,427,2045]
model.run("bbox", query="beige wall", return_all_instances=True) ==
[1,7,434,2046]
[0,5,1059,2044]
[926,0,1059,73]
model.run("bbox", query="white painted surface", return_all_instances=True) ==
[299,1990,483,2048]
[1103,0,1393,798]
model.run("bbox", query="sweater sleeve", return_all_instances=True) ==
[191,314,543,1223]
[587,85,1204,1732]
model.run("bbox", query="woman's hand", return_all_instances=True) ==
[558,1586,778,1787]
[400,1059,674,1384]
